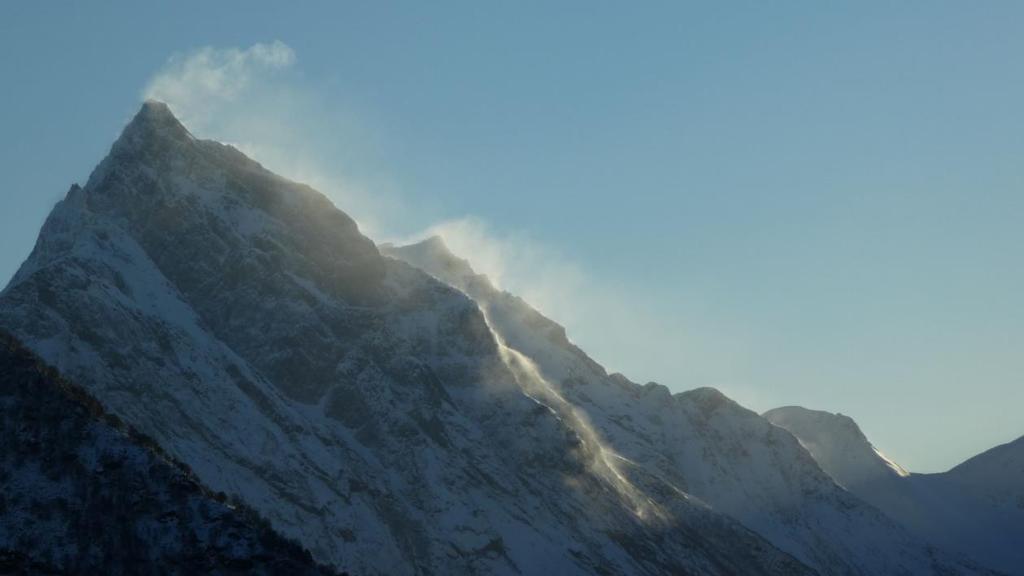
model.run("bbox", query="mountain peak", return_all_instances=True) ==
[111,100,193,157]
[381,235,479,284]
[677,386,732,408]
[138,98,176,119]
[764,405,909,488]
[133,99,187,129]
[407,235,457,260]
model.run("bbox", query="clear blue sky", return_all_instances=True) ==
[2,2,1022,472]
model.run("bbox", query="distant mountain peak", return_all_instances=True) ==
[946,433,1024,496]
[764,405,909,489]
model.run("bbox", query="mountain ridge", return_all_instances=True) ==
[0,100,1014,575]
[766,404,1023,574]
[0,101,817,575]
[383,235,993,575]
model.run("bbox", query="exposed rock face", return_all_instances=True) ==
[0,332,337,576]
[384,236,993,576]
[767,406,1024,575]
[0,102,814,575]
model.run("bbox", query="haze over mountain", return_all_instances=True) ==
[0,101,1018,575]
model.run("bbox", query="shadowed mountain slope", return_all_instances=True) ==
[0,331,338,575]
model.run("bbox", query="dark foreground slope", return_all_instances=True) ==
[0,331,338,576]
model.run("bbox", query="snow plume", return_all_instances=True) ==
[140,41,402,237]
[143,41,295,130]
[140,43,756,408]
[416,217,587,320]
[401,217,759,409]
[479,308,660,522]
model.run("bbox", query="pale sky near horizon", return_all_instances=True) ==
[2,2,1022,472]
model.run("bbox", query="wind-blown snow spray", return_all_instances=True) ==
[479,308,660,522]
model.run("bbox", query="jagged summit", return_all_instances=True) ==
[764,405,909,489]
[138,98,181,123]
[112,99,193,153]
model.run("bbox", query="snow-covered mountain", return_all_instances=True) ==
[0,101,820,575]
[0,331,337,575]
[947,435,1024,508]
[765,406,1024,575]
[383,236,994,576]
[761,406,909,490]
